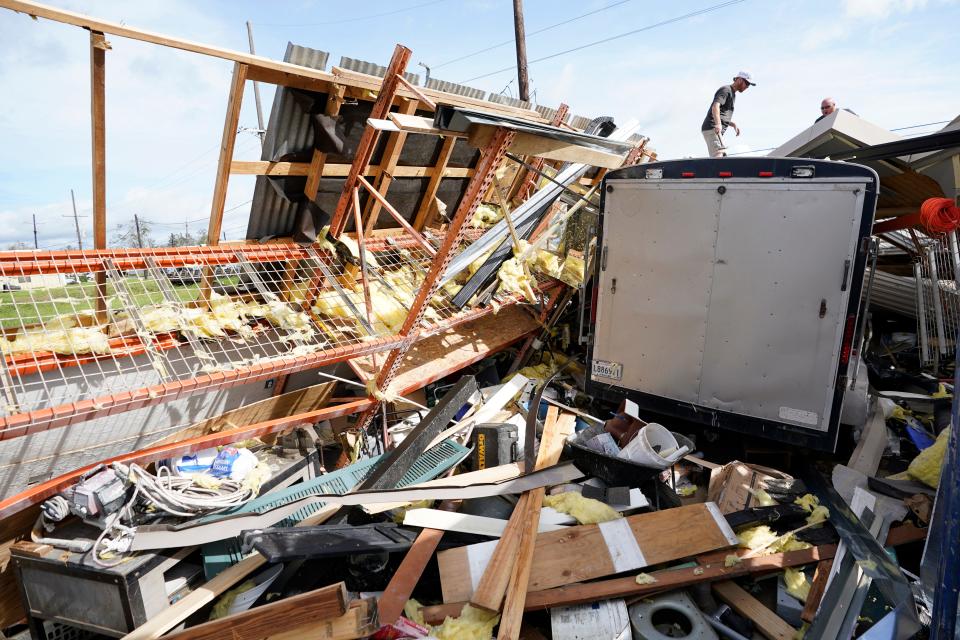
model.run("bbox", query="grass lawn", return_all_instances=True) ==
[0,278,202,330]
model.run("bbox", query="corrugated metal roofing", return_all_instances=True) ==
[487,93,532,110]
[339,56,421,85]
[247,44,330,240]
[425,77,486,100]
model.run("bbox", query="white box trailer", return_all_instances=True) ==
[588,158,878,451]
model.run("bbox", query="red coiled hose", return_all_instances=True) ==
[920,197,960,233]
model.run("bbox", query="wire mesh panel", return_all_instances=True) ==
[0,237,551,440]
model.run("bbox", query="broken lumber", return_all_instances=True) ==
[469,407,563,612]
[164,582,348,640]
[439,501,740,604]
[265,598,379,640]
[801,558,834,624]
[498,412,577,639]
[422,545,838,624]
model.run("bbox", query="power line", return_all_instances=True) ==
[462,0,747,83]
[433,0,633,70]
[258,0,448,27]
[891,120,950,132]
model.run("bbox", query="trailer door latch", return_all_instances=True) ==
[819,299,827,318]
[601,246,609,271]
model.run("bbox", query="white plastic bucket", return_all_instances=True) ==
[617,423,687,469]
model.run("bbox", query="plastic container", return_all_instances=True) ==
[617,423,688,469]
[567,428,694,487]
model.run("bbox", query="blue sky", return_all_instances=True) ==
[0,0,957,249]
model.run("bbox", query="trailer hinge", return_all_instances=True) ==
[601,246,608,271]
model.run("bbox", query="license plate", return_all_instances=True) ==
[592,359,623,381]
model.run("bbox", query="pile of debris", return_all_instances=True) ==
[3,359,939,640]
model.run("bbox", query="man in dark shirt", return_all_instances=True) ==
[701,71,755,157]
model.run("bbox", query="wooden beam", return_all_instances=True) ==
[363,98,418,235]
[265,598,379,640]
[413,136,457,230]
[90,30,107,324]
[388,112,469,137]
[164,583,348,640]
[305,83,346,200]
[423,545,838,624]
[497,412,576,638]
[469,126,626,169]
[230,160,473,179]
[713,581,797,640]
[440,501,739,604]
[0,0,338,90]
[206,62,247,247]
[357,176,435,256]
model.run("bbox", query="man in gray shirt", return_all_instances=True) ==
[701,71,755,157]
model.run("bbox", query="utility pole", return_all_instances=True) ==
[512,0,530,102]
[32,214,38,249]
[134,214,144,248]
[245,21,266,146]
[67,189,86,250]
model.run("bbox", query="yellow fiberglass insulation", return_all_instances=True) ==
[737,525,812,555]
[470,203,503,228]
[784,567,811,602]
[543,491,621,525]
[794,494,830,525]
[497,253,537,303]
[559,253,586,287]
[430,604,500,640]
[908,427,949,488]
[1,326,112,356]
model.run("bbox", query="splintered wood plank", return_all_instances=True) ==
[438,502,739,604]
[713,581,796,640]
[265,598,378,640]
[497,413,577,638]
[422,545,838,624]
[413,135,457,230]
[352,304,539,391]
[165,582,348,640]
[472,408,563,613]
[801,559,834,623]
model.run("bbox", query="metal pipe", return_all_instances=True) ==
[850,239,878,386]
[915,261,931,363]
[928,247,949,355]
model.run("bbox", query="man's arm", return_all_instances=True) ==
[711,102,722,133]
[729,120,741,136]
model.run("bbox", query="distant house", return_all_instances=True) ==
[0,273,68,291]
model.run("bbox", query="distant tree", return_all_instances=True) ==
[111,219,154,248]
[166,231,195,247]
[6,241,30,250]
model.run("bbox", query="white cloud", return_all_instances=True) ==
[844,0,927,19]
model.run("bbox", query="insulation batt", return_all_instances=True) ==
[543,491,622,524]
[907,426,949,487]
[470,203,503,228]
[1,326,112,356]
[784,567,811,602]
[737,525,812,555]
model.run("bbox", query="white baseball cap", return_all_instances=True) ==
[735,71,756,86]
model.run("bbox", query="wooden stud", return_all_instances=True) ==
[200,62,247,302]
[265,598,379,640]
[305,83,346,200]
[712,581,797,640]
[90,31,107,323]
[497,413,576,638]
[163,582,348,640]
[229,160,473,179]
[362,98,418,235]
[801,559,834,623]
[412,136,457,230]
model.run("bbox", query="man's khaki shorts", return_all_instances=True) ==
[702,129,727,158]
